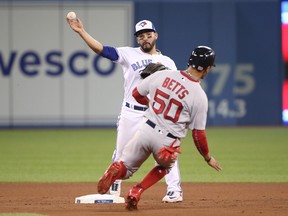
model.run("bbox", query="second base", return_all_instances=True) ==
[75,194,125,204]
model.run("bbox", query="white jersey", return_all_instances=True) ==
[115,47,177,107]
[137,70,208,138]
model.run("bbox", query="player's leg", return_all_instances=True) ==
[119,125,158,210]
[162,159,183,203]
[153,134,183,203]
[110,108,146,196]
[126,165,167,210]
[109,115,128,196]
[125,127,179,210]
[97,161,127,194]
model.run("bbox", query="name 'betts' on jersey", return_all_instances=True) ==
[137,70,208,138]
[115,47,177,106]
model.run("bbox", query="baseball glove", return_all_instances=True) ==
[140,63,167,79]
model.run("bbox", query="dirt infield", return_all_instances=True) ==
[0,182,287,216]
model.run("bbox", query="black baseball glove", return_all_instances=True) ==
[140,63,167,79]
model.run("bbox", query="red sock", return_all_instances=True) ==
[139,166,167,191]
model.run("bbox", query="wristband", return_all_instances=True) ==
[205,157,212,162]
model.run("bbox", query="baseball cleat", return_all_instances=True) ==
[125,184,143,211]
[97,162,123,194]
[162,191,183,203]
[109,180,121,196]
[126,196,138,211]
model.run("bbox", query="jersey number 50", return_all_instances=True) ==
[152,89,183,123]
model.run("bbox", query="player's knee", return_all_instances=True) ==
[156,159,175,170]
[155,153,177,170]
[156,146,180,169]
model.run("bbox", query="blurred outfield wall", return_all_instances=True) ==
[0,1,133,127]
[0,0,284,127]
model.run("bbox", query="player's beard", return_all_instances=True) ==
[141,40,156,53]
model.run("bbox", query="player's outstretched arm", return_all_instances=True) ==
[192,129,222,172]
[66,17,83,33]
[66,18,103,55]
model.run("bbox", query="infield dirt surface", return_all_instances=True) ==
[0,182,287,216]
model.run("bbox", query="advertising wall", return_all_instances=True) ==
[135,0,283,126]
[0,1,133,127]
[0,0,284,127]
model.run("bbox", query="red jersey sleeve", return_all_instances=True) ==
[192,129,209,157]
[132,87,149,106]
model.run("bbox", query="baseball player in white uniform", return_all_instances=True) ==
[97,46,223,210]
[67,18,183,202]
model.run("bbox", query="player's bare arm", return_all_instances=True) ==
[67,18,103,54]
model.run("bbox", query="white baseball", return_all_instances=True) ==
[67,11,77,20]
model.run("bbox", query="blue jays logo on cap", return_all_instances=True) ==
[134,20,156,36]
[139,21,148,27]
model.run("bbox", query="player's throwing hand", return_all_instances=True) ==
[66,17,83,33]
